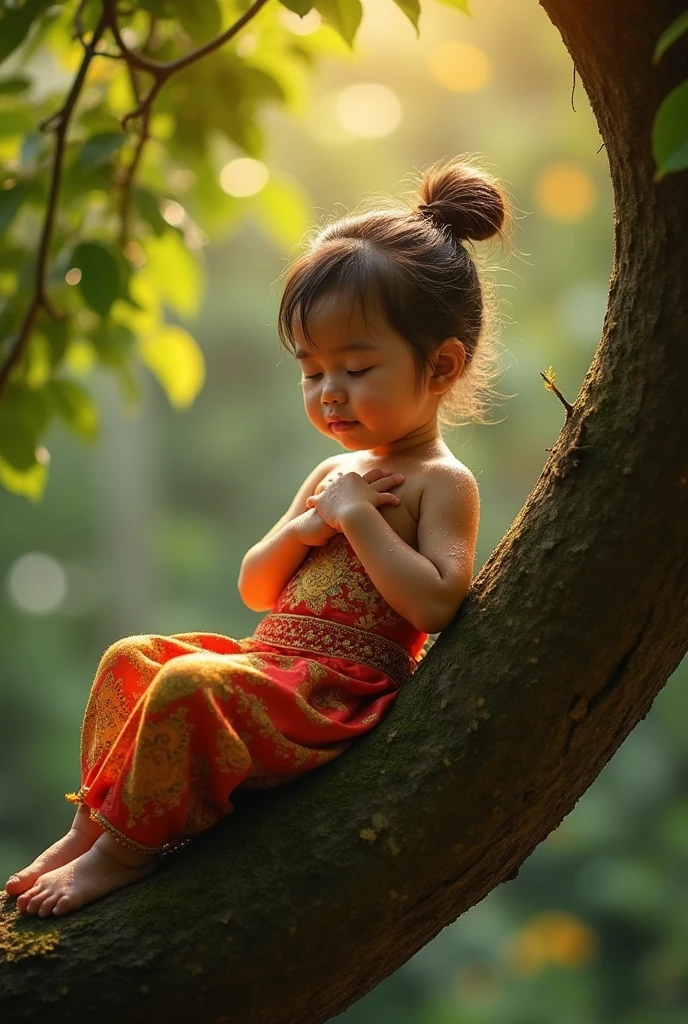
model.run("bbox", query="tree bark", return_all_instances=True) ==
[1,1,687,1020]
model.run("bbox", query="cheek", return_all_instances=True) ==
[303,390,322,420]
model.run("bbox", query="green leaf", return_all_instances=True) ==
[653,80,688,180]
[0,75,32,94]
[254,175,312,253]
[139,325,206,408]
[280,0,316,14]
[134,187,167,236]
[392,0,420,34]
[435,0,473,17]
[0,452,47,501]
[92,322,137,367]
[79,131,126,168]
[71,241,124,318]
[175,0,222,43]
[0,0,52,63]
[41,315,70,367]
[24,331,52,389]
[0,182,30,233]
[0,109,35,136]
[0,382,50,471]
[653,12,688,63]
[143,231,203,316]
[47,378,100,442]
[314,0,363,47]
[0,408,37,471]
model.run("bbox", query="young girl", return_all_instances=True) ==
[5,154,513,918]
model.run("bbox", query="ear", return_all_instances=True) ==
[428,338,466,394]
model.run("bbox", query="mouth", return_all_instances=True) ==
[328,420,358,433]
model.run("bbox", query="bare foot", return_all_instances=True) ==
[16,832,157,917]
[5,805,105,896]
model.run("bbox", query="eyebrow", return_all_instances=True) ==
[294,340,378,360]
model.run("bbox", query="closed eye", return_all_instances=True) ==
[302,368,373,381]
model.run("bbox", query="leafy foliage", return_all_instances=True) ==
[0,0,683,502]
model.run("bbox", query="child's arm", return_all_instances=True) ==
[307,465,480,634]
[237,456,342,612]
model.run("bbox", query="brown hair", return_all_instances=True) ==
[277,154,517,428]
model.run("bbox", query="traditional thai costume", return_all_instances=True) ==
[65,533,429,856]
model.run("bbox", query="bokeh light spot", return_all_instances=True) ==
[65,267,82,285]
[6,552,67,614]
[534,161,597,222]
[428,41,492,92]
[161,199,185,226]
[220,158,269,197]
[336,83,402,139]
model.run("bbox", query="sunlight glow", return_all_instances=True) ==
[219,158,269,197]
[534,162,597,222]
[428,41,493,92]
[336,84,402,139]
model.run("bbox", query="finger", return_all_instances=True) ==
[370,473,404,490]
[378,492,402,504]
[362,467,391,481]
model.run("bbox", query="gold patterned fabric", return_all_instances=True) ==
[64,533,429,855]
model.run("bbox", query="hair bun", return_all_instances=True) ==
[416,156,507,243]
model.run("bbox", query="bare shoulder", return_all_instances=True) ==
[415,457,480,629]
[417,457,480,559]
[422,456,480,509]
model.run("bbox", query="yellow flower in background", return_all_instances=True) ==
[506,911,598,976]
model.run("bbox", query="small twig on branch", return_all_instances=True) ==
[0,9,109,401]
[72,0,89,48]
[541,366,574,419]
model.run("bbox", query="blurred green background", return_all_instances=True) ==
[1,2,686,1020]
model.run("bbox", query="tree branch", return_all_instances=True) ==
[0,1,687,1020]
[104,0,272,126]
[0,0,272,401]
[0,8,109,401]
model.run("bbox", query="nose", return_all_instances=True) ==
[320,375,347,404]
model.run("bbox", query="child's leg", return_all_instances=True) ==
[15,831,157,918]
[4,803,105,896]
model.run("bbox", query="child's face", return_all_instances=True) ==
[294,289,434,451]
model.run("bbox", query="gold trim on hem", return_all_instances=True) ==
[65,786,192,857]
[253,613,417,685]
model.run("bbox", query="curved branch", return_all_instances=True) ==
[1,0,687,1020]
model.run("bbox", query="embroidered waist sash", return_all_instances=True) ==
[252,612,418,686]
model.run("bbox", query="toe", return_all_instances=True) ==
[5,870,35,895]
[53,895,71,916]
[38,892,61,917]
[16,886,39,911]
[25,888,48,915]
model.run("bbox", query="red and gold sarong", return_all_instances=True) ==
[65,534,429,855]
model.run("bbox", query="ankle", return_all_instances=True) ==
[71,806,104,840]
[95,832,156,869]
